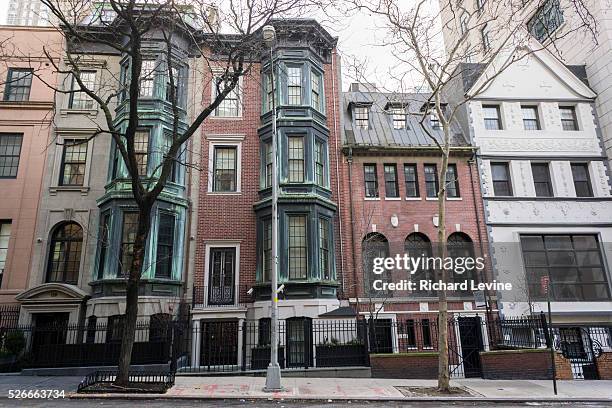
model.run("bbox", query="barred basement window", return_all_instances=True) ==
[155,213,175,278]
[404,164,419,197]
[319,218,331,280]
[288,136,304,183]
[421,319,432,347]
[364,164,378,198]
[424,164,438,198]
[287,66,302,105]
[59,140,88,186]
[69,71,96,110]
[288,215,307,280]
[106,315,125,343]
[213,146,237,192]
[384,164,399,198]
[4,68,33,101]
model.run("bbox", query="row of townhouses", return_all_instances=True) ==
[0,0,611,377]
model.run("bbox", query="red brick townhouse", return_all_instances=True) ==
[338,83,496,352]
[186,19,347,369]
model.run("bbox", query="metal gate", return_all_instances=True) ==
[450,317,484,378]
[556,327,602,379]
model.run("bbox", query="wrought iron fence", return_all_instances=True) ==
[192,285,252,309]
[77,370,175,393]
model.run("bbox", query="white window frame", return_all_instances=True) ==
[203,241,241,308]
[206,134,244,194]
[211,73,243,119]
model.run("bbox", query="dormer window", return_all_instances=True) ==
[354,106,369,129]
[391,107,407,129]
[430,113,442,130]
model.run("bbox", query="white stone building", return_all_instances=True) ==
[457,45,612,325]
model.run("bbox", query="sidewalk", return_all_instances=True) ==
[69,376,612,402]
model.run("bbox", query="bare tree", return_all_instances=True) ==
[344,0,596,392]
[38,0,329,386]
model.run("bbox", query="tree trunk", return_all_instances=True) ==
[115,205,152,386]
[437,149,450,392]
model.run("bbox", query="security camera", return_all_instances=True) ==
[246,287,254,295]
[276,284,285,294]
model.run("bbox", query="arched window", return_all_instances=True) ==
[362,233,389,294]
[405,233,434,295]
[447,232,475,287]
[46,222,83,284]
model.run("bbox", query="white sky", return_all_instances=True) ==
[0,0,432,91]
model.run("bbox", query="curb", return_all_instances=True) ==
[67,393,612,403]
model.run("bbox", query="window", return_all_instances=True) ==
[391,107,407,129]
[4,68,33,101]
[262,219,272,282]
[0,134,22,178]
[214,76,240,117]
[134,129,149,176]
[319,218,331,280]
[208,248,236,305]
[47,222,83,284]
[362,233,389,292]
[404,319,416,347]
[263,141,272,188]
[106,314,125,343]
[213,146,237,192]
[430,113,441,129]
[560,106,578,131]
[161,136,179,184]
[446,164,460,198]
[59,140,88,186]
[421,319,432,347]
[491,162,513,196]
[288,215,307,280]
[149,313,171,342]
[571,163,593,197]
[287,66,302,105]
[405,233,433,294]
[288,136,304,183]
[118,212,138,277]
[69,71,96,109]
[354,106,369,129]
[476,0,486,12]
[448,232,476,288]
[86,316,97,344]
[119,63,129,102]
[424,164,438,198]
[139,60,156,97]
[0,222,11,286]
[384,164,399,198]
[522,106,540,130]
[527,0,564,43]
[481,24,491,51]
[258,318,271,345]
[531,163,553,197]
[155,213,175,278]
[520,234,610,301]
[96,213,110,280]
[314,140,325,186]
[265,73,273,112]
[404,164,419,198]
[165,66,180,104]
[483,105,502,130]
[364,164,378,198]
[311,70,322,111]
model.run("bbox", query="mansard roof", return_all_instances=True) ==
[342,88,469,150]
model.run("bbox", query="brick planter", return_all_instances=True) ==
[596,352,612,380]
[370,353,438,379]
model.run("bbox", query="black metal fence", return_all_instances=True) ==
[0,305,20,328]
[77,370,175,393]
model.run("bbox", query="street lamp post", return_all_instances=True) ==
[262,24,282,392]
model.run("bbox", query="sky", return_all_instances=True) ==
[0,0,434,91]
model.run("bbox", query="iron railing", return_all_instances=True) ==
[191,285,252,308]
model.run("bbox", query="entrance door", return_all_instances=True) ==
[32,313,69,366]
[286,318,312,368]
[208,248,236,306]
[457,317,484,378]
[200,320,238,368]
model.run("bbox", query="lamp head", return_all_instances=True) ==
[262,25,277,47]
